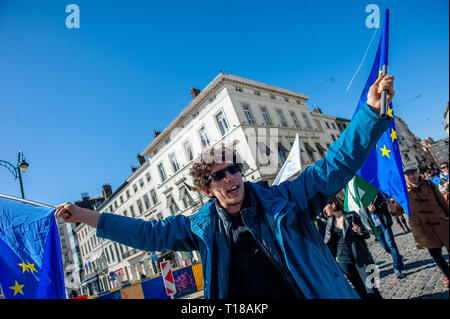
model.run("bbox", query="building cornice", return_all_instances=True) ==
[141,73,310,157]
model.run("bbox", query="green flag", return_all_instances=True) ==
[344,175,381,237]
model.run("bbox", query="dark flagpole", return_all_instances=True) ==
[379,9,389,119]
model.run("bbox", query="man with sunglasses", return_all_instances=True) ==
[55,75,395,299]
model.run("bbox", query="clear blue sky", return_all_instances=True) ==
[1,0,448,206]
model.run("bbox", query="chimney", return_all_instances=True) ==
[102,184,112,200]
[190,87,201,99]
[137,154,146,166]
[153,130,161,138]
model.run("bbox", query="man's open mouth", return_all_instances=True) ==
[227,185,240,194]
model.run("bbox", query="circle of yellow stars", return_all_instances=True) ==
[8,260,38,296]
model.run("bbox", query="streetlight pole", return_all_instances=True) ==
[0,151,29,199]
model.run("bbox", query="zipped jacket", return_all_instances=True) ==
[96,103,391,299]
[324,211,373,267]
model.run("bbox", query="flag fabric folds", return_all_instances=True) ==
[272,134,302,186]
[182,181,200,192]
[0,195,65,299]
[344,176,381,237]
[350,9,410,216]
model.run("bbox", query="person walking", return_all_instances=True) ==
[404,166,449,289]
[55,75,395,299]
[387,198,410,234]
[368,193,405,279]
[439,162,449,201]
[323,196,382,299]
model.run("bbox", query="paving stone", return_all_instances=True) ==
[365,223,448,299]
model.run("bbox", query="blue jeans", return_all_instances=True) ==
[376,224,404,271]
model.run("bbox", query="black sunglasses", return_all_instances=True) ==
[207,163,242,183]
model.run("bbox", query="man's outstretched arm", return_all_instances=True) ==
[272,75,394,216]
[54,203,199,252]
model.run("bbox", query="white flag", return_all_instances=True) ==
[272,134,302,186]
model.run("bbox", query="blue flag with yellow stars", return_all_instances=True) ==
[0,195,65,298]
[351,9,410,216]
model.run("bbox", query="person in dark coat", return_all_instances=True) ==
[323,196,382,299]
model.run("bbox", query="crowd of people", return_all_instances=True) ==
[316,161,449,297]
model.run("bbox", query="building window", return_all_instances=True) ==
[261,107,273,126]
[254,91,261,96]
[166,196,180,215]
[304,143,316,162]
[105,248,111,264]
[315,120,323,131]
[209,95,216,103]
[169,153,180,173]
[276,109,288,127]
[139,178,144,188]
[278,143,289,164]
[331,134,336,142]
[123,209,128,217]
[136,199,143,214]
[235,87,243,92]
[216,111,230,135]
[302,113,312,129]
[325,122,330,129]
[109,246,115,262]
[170,200,180,215]
[270,95,276,100]
[150,189,158,205]
[126,190,130,199]
[242,105,256,125]
[404,153,411,162]
[199,126,211,149]
[129,204,135,217]
[115,244,122,262]
[183,141,193,161]
[143,194,150,210]
[181,189,194,209]
[290,112,301,128]
[145,172,151,183]
[158,163,167,182]
[332,123,336,129]
[315,143,326,158]
[133,184,137,193]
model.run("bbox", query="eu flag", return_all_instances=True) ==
[351,9,410,216]
[0,195,66,298]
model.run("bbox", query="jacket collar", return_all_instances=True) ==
[215,183,257,233]
[325,212,354,241]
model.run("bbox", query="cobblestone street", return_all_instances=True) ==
[367,222,449,299]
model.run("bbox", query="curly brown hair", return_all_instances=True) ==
[189,145,238,189]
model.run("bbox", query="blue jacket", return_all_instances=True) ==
[97,104,391,299]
